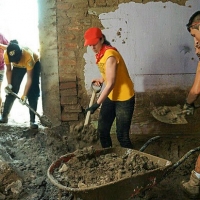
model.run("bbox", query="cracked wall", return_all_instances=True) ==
[38,0,200,134]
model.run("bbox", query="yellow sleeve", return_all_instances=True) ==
[4,51,10,64]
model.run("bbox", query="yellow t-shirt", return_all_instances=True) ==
[97,49,134,101]
[4,47,39,71]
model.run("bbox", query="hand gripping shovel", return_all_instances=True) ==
[84,83,102,126]
[7,88,52,128]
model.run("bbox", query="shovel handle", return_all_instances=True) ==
[84,90,96,126]
[7,88,52,127]
[9,90,40,118]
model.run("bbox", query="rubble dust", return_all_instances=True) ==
[0,120,199,200]
[52,146,159,189]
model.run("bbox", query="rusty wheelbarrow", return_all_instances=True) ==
[47,136,200,200]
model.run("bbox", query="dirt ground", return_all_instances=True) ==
[0,104,200,200]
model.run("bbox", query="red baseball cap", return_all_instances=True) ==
[84,27,103,46]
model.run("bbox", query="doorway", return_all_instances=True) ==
[0,0,42,126]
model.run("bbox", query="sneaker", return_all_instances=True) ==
[0,116,8,123]
[30,122,38,129]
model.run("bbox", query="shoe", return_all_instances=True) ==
[30,122,38,129]
[181,170,200,199]
[0,116,8,123]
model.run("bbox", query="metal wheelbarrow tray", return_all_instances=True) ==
[47,146,177,200]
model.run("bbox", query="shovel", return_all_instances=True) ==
[151,104,200,124]
[84,83,102,126]
[69,83,102,142]
[7,88,52,128]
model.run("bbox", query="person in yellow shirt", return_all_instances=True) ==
[0,40,41,129]
[84,27,135,148]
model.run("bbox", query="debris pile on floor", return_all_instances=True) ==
[52,146,159,189]
[68,122,100,149]
[0,156,23,198]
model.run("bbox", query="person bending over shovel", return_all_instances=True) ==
[0,40,41,129]
[181,11,200,199]
[84,27,135,149]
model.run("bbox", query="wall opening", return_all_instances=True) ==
[0,0,42,126]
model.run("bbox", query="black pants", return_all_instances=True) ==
[97,96,135,148]
[3,61,41,123]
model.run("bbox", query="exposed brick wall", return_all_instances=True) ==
[56,0,189,125]
[56,0,102,122]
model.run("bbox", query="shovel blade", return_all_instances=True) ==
[39,115,52,128]
[151,105,188,124]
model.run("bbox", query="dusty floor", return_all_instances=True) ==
[0,125,199,200]
[0,102,200,200]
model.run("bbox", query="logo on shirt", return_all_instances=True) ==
[9,50,16,56]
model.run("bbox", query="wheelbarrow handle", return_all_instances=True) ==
[139,136,161,152]
[163,146,200,179]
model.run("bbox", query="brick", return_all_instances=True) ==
[89,0,95,7]
[62,0,85,3]
[96,0,107,6]
[59,58,76,66]
[59,65,76,74]
[59,35,76,43]
[67,10,87,18]
[65,42,78,50]
[57,3,72,10]
[58,42,76,50]
[61,95,77,105]
[57,0,70,2]
[72,2,88,8]
[60,82,76,89]
[63,104,82,112]
[60,88,77,97]
[106,0,119,6]
[61,112,79,121]
[67,26,82,32]
[57,20,70,26]
[58,50,76,58]
[59,73,76,82]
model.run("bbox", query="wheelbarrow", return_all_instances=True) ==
[47,136,200,200]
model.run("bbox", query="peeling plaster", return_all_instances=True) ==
[84,0,199,93]
[88,0,189,15]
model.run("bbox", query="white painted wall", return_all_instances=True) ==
[84,0,199,93]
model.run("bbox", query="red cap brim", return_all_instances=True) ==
[84,38,99,46]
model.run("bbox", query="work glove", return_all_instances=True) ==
[183,102,195,115]
[19,95,27,105]
[85,103,100,114]
[5,84,12,94]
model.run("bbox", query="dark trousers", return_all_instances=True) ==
[3,61,41,123]
[97,96,135,149]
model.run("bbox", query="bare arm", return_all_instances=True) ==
[0,43,7,50]
[186,61,200,104]
[96,56,117,104]
[5,64,12,85]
